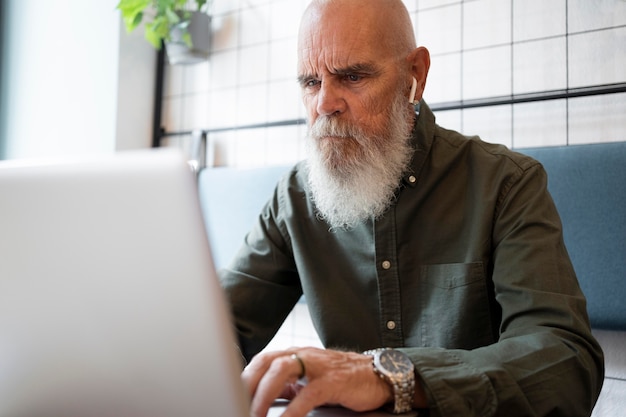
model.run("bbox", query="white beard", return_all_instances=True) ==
[305,91,415,230]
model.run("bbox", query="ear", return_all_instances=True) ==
[406,47,430,104]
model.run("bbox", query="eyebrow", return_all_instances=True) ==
[297,62,380,84]
[333,62,379,75]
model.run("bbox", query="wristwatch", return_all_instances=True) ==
[363,348,415,414]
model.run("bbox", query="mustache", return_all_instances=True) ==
[309,116,364,140]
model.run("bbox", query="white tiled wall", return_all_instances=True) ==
[162,0,626,350]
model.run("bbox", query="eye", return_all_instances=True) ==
[345,74,362,82]
[300,78,320,89]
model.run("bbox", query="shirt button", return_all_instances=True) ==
[408,175,416,183]
[386,320,396,330]
[381,260,391,270]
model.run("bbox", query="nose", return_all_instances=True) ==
[316,80,346,117]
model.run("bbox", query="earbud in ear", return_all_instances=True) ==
[409,77,418,105]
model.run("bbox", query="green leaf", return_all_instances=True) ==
[116,0,150,32]
[182,31,193,48]
[156,0,175,14]
[116,0,149,18]
[129,11,144,31]
[165,8,180,24]
[144,21,164,49]
[152,16,171,39]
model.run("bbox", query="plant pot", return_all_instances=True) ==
[165,11,210,65]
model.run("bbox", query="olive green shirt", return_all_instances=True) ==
[220,102,604,417]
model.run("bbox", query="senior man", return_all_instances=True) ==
[220,0,604,416]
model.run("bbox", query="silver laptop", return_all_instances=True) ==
[0,149,404,417]
[0,149,250,416]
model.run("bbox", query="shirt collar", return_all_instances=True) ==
[401,100,435,188]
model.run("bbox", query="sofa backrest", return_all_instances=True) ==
[519,142,626,330]
[197,165,291,270]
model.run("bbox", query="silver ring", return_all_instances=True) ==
[290,353,306,379]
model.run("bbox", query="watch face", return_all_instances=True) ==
[376,349,413,376]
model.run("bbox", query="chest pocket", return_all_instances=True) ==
[415,262,495,349]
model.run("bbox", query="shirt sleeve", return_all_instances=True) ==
[401,163,604,417]
[219,177,303,363]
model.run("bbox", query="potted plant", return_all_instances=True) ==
[117,0,212,65]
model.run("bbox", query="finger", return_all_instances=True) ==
[279,380,330,417]
[250,354,308,417]
[242,350,292,397]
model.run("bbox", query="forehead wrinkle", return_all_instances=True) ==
[301,38,375,79]
[298,12,404,79]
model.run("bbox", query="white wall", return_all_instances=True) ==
[115,19,157,151]
[0,0,155,159]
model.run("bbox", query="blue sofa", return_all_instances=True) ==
[520,143,626,416]
[197,141,626,415]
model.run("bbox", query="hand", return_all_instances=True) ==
[242,347,393,417]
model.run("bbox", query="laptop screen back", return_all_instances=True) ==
[0,150,250,417]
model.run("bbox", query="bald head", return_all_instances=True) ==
[299,0,417,58]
